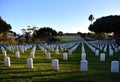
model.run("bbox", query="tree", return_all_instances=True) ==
[88,15,120,33]
[21,25,39,43]
[21,28,31,43]
[58,31,63,36]
[88,15,120,43]
[27,25,38,34]
[35,27,57,43]
[21,29,26,34]
[88,14,94,24]
[36,27,57,38]
[0,16,12,34]
[58,31,63,42]
[0,16,12,43]
[27,25,39,42]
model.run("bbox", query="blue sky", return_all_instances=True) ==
[0,0,120,34]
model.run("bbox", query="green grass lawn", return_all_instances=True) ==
[0,42,120,82]
[57,35,82,42]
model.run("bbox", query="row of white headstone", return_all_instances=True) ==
[68,42,80,55]
[38,45,51,59]
[30,46,36,58]
[85,42,118,56]
[1,46,21,58]
[3,56,119,72]
[40,41,80,54]
[52,58,119,73]
[2,44,36,59]
[88,40,120,54]
[84,41,96,52]
[81,41,105,63]
[3,57,33,68]
[5,45,33,54]
[81,42,86,60]
[80,41,119,72]
[38,42,80,60]
[1,46,7,57]
[2,41,119,72]
[84,41,119,62]
[38,45,68,60]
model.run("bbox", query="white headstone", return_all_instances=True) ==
[63,53,68,60]
[24,47,27,51]
[12,47,14,53]
[44,49,47,55]
[104,48,107,52]
[95,50,99,56]
[115,48,118,53]
[16,46,19,51]
[21,49,24,54]
[61,48,64,52]
[109,49,113,56]
[52,59,59,70]
[111,61,119,73]
[3,51,7,57]
[46,52,51,59]
[80,60,88,72]
[51,46,54,52]
[30,51,35,58]
[81,52,86,60]
[92,48,96,52]
[4,57,10,67]
[16,51,20,58]
[100,47,102,51]
[100,53,105,61]
[64,46,67,50]
[82,46,85,53]
[27,58,33,68]
[68,50,72,55]
[118,46,120,50]
[55,49,59,55]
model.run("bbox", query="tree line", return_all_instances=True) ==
[20,26,62,44]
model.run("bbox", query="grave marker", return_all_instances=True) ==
[55,49,59,55]
[27,58,33,68]
[80,60,88,72]
[100,53,105,61]
[46,52,51,59]
[4,57,10,67]
[109,49,113,56]
[111,61,119,73]
[16,51,20,58]
[63,53,68,60]
[3,51,7,57]
[95,50,99,56]
[52,59,59,70]
[81,52,86,60]
[30,51,35,58]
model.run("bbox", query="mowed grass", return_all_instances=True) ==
[0,42,120,82]
[57,35,82,42]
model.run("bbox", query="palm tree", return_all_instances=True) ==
[88,14,94,24]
